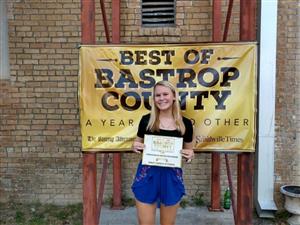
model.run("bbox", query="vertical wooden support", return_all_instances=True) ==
[237,0,256,224]
[237,32,255,225]
[81,0,95,44]
[99,0,110,43]
[209,0,222,212]
[112,0,120,44]
[240,0,256,41]
[111,0,123,209]
[81,1,97,225]
[222,0,237,223]
[83,154,97,225]
[97,154,109,224]
[212,0,222,42]
[210,154,221,211]
[223,0,234,41]
[237,154,254,224]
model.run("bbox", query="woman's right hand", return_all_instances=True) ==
[132,141,145,154]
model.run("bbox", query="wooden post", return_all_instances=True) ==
[112,0,120,44]
[111,0,123,209]
[237,153,254,225]
[97,154,109,224]
[237,0,256,224]
[83,154,97,225]
[210,154,221,211]
[209,0,222,212]
[213,0,222,42]
[81,1,97,225]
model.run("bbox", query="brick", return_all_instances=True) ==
[1,0,298,207]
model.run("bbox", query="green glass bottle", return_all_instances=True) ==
[223,187,231,209]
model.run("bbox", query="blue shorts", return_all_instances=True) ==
[131,162,185,206]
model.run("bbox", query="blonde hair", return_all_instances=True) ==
[146,80,186,135]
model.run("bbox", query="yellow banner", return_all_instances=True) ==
[79,43,257,152]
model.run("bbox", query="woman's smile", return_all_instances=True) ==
[154,85,175,111]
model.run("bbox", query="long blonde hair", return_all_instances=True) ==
[146,80,186,135]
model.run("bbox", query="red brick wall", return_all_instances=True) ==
[2,0,83,204]
[274,0,300,206]
[1,0,298,208]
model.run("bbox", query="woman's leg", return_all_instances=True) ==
[160,203,180,225]
[135,199,156,225]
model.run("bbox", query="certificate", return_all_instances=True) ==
[142,135,183,168]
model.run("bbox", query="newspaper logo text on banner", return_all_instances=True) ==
[79,43,257,152]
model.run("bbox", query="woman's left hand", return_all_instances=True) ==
[181,149,194,163]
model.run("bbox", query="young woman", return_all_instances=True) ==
[131,80,194,225]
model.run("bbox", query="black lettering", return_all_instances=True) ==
[115,69,138,88]
[110,119,115,126]
[95,68,114,88]
[121,92,141,111]
[161,50,175,65]
[179,91,189,110]
[156,69,174,81]
[210,90,231,110]
[119,120,125,126]
[177,68,197,88]
[234,119,239,126]
[102,91,119,111]
[149,50,161,65]
[224,119,230,125]
[184,49,199,64]
[120,51,133,65]
[139,69,156,88]
[204,119,211,126]
[220,67,239,87]
[141,91,152,110]
[198,68,219,87]
[190,91,209,110]
[135,50,147,65]
[86,120,92,126]
[200,49,214,64]
[129,119,134,126]
[100,119,106,126]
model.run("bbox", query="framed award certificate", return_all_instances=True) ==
[142,135,183,168]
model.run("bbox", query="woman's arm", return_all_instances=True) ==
[181,141,195,163]
[132,136,145,154]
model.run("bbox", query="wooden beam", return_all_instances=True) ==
[97,154,109,224]
[212,0,222,42]
[209,0,222,212]
[99,0,110,43]
[237,153,254,224]
[83,153,97,225]
[111,0,123,209]
[112,0,120,44]
[223,0,234,41]
[81,1,97,225]
[240,0,256,41]
[81,0,95,44]
[237,0,256,224]
[210,153,222,211]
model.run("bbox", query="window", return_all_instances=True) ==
[141,0,176,27]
